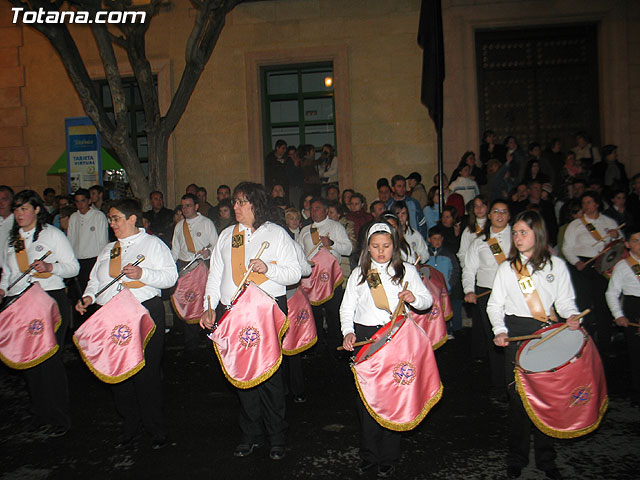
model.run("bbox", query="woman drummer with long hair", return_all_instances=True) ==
[487,210,581,479]
[340,221,431,478]
[0,189,79,436]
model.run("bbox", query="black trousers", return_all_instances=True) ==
[472,286,505,387]
[283,354,304,397]
[236,295,288,446]
[622,295,640,402]
[22,288,70,429]
[73,257,97,328]
[111,296,166,439]
[504,315,555,471]
[311,285,344,351]
[353,323,401,466]
[569,258,612,354]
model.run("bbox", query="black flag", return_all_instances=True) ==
[418,0,445,131]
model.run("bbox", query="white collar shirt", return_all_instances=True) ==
[171,213,218,262]
[67,208,109,259]
[605,254,640,319]
[462,225,511,293]
[561,214,619,265]
[299,217,352,262]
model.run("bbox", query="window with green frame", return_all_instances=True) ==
[262,63,336,155]
[95,76,157,175]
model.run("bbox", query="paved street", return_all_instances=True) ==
[1,323,638,479]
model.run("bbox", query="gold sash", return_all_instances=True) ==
[513,260,557,323]
[310,227,320,246]
[475,223,483,235]
[15,237,51,278]
[108,242,145,288]
[183,219,197,254]
[487,237,507,265]
[580,216,603,243]
[366,269,391,314]
[625,255,640,282]
[230,224,268,288]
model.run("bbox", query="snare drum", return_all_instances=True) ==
[352,316,442,431]
[515,323,608,438]
[595,239,628,278]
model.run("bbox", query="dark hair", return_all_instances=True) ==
[370,200,384,214]
[218,198,232,210]
[327,200,344,216]
[9,190,49,247]
[376,178,390,189]
[43,187,55,196]
[482,130,495,142]
[350,192,366,209]
[357,220,405,286]
[380,211,410,260]
[508,210,551,273]
[390,200,413,234]
[149,190,163,199]
[217,184,231,194]
[624,224,640,238]
[59,205,76,219]
[575,131,590,142]
[504,135,517,146]
[466,195,488,234]
[181,193,198,205]
[559,199,581,226]
[528,142,541,152]
[429,225,444,237]
[327,184,339,194]
[274,139,287,149]
[340,190,354,207]
[234,181,278,230]
[461,151,475,163]
[297,144,314,158]
[89,185,104,194]
[407,172,422,183]
[197,186,208,195]
[441,205,458,220]
[426,185,439,207]
[482,199,509,240]
[391,174,405,186]
[580,191,601,210]
[110,198,144,227]
[609,189,626,201]
[286,146,297,154]
[74,188,90,199]
[311,197,328,210]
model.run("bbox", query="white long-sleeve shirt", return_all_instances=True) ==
[486,255,579,336]
[0,213,14,267]
[67,207,109,259]
[299,217,352,261]
[561,214,618,265]
[462,225,511,293]
[318,156,338,184]
[340,260,432,336]
[605,254,640,319]
[458,217,487,269]
[171,213,218,262]
[204,222,302,308]
[404,227,430,264]
[0,225,79,295]
[83,228,178,305]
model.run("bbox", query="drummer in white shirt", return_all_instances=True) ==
[76,198,178,450]
[0,190,79,437]
[390,200,429,265]
[488,210,580,480]
[562,191,619,355]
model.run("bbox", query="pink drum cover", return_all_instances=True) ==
[424,266,453,321]
[210,282,289,389]
[515,325,608,438]
[300,248,344,305]
[282,288,317,355]
[411,275,448,350]
[353,317,443,431]
[171,261,208,324]
[0,283,61,370]
[73,289,156,384]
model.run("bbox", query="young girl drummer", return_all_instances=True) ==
[340,221,432,478]
[487,211,581,480]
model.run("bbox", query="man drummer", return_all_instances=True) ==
[76,198,178,449]
[200,182,301,460]
[488,210,581,479]
[562,191,619,355]
[605,224,640,406]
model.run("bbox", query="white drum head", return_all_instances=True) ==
[518,327,585,372]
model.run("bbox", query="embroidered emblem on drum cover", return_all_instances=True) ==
[429,305,440,320]
[27,319,44,336]
[35,244,43,252]
[296,309,310,326]
[393,361,416,385]
[546,274,554,283]
[320,272,330,282]
[111,324,133,346]
[569,385,592,407]
[196,232,202,237]
[184,290,197,303]
[90,226,96,231]
[239,326,261,348]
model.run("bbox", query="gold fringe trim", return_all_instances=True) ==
[214,316,290,389]
[170,295,203,324]
[308,276,344,306]
[431,335,448,351]
[515,369,609,439]
[282,336,317,356]
[73,324,156,384]
[444,312,453,321]
[352,368,444,432]
[0,345,59,370]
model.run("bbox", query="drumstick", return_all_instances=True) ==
[628,322,640,328]
[336,338,375,351]
[529,308,591,351]
[306,241,322,260]
[584,245,613,266]
[505,333,542,342]
[8,250,53,291]
[388,281,409,335]
[207,295,212,322]
[95,255,145,297]
[230,241,270,303]
[591,223,625,246]
[476,289,492,299]
[413,256,421,267]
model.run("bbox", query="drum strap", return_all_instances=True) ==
[230,224,269,288]
[366,269,391,314]
[15,236,51,278]
[625,255,640,282]
[475,223,483,235]
[310,227,320,246]
[514,260,557,323]
[109,242,145,288]
[487,237,507,265]
[183,218,197,254]
[580,216,603,242]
